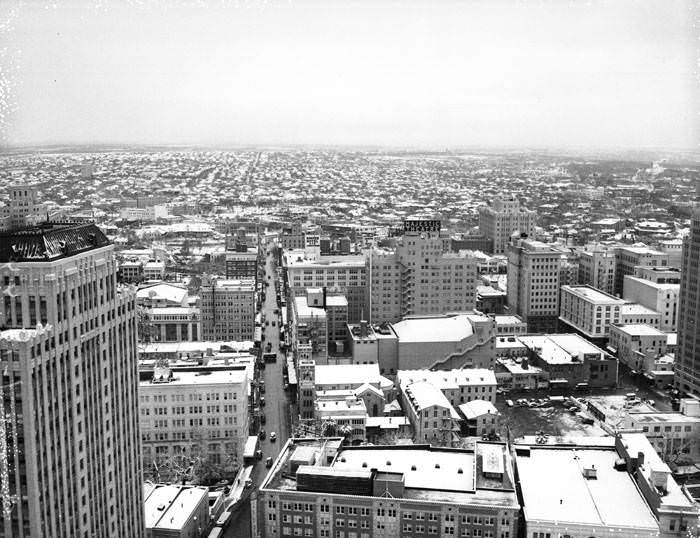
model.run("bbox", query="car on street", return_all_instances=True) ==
[260,397,266,407]
[255,449,262,460]
[260,414,266,425]
[259,429,266,439]
[271,320,276,327]
[270,432,277,442]
[266,457,273,468]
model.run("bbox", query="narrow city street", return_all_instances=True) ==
[225,245,292,538]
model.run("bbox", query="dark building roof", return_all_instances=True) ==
[0,222,111,262]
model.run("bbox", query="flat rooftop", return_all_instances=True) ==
[144,484,207,531]
[392,314,475,343]
[562,285,626,304]
[333,446,476,493]
[516,447,659,531]
[262,439,517,507]
[315,363,383,387]
[612,324,665,337]
[294,296,327,318]
[493,315,525,325]
[398,369,497,390]
[621,303,660,316]
[140,368,247,387]
[139,340,254,354]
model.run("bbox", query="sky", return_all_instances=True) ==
[1,0,698,149]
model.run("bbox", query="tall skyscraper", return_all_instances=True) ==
[478,197,536,255]
[368,219,478,323]
[0,222,144,537]
[675,208,700,396]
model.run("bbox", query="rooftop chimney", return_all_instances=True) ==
[360,320,368,338]
[637,451,645,467]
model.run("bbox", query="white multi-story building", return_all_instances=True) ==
[559,285,626,340]
[507,237,563,333]
[139,365,248,476]
[478,197,536,255]
[397,368,498,407]
[143,260,166,280]
[609,324,670,372]
[0,222,144,538]
[401,380,459,445]
[623,267,680,332]
[200,277,255,341]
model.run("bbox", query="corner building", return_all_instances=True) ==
[0,223,143,538]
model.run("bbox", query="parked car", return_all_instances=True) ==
[260,414,266,425]
[266,457,273,468]
[255,449,262,460]
[259,429,266,439]
[260,397,266,407]
[270,432,277,442]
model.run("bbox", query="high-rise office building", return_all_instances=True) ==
[368,219,478,323]
[0,222,144,538]
[675,208,700,396]
[200,276,256,341]
[507,237,563,333]
[578,247,617,295]
[478,197,536,255]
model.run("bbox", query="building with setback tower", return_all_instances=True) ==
[478,197,536,255]
[368,218,478,323]
[0,221,144,538]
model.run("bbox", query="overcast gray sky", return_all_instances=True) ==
[2,0,697,149]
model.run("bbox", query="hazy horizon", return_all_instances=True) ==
[2,0,698,150]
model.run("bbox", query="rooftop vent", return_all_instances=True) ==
[340,457,346,463]
[157,504,166,511]
[457,468,463,474]
[410,465,416,471]
[582,464,597,480]
[435,463,440,469]
[362,462,367,468]
[386,461,391,466]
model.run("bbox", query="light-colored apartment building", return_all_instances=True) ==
[559,284,626,340]
[139,365,248,477]
[0,222,144,538]
[200,276,255,341]
[478,197,536,254]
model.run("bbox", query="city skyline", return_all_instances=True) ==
[2,0,698,150]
